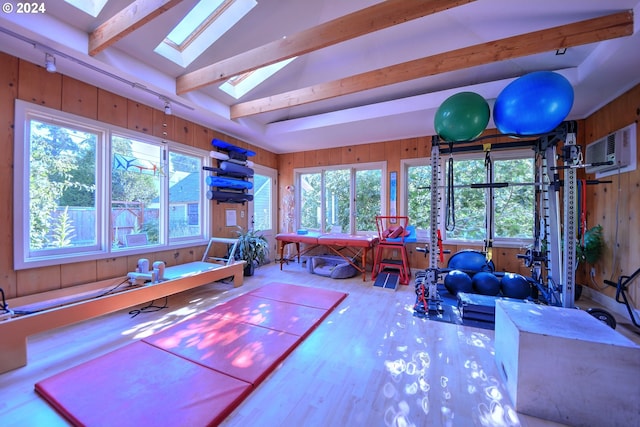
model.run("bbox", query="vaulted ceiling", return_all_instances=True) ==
[1,0,639,153]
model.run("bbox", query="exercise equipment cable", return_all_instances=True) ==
[445,151,455,232]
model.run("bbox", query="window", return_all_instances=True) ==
[23,118,101,256]
[296,163,385,234]
[219,57,297,99]
[404,162,432,232]
[111,135,162,249]
[168,152,203,240]
[299,172,321,230]
[402,150,534,245]
[252,173,273,232]
[155,0,258,67]
[64,0,108,17]
[14,100,209,269]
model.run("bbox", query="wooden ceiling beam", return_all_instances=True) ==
[89,0,185,56]
[230,11,633,120]
[176,0,476,94]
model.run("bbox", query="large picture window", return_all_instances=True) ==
[403,151,534,245]
[14,100,209,269]
[296,163,385,234]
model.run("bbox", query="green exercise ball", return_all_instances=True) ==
[434,92,490,142]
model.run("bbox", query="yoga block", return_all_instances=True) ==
[494,300,640,427]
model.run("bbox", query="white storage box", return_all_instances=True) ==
[494,300,640,426]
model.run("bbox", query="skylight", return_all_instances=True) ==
[219,57,297,99]
[155,0,257,68]
[64,0,109,17]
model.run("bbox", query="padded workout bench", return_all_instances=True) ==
[0,261,244,374]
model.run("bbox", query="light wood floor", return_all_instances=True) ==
[1,262,638,427]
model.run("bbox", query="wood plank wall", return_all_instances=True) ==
[0,52,276,299]
[582,84,640,306]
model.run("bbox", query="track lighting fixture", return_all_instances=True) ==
[164,100,172,115]
[45,53,56,73]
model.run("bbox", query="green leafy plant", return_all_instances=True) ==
[577,225,604,264]
[233,227,269,275]
[50,206,76,247]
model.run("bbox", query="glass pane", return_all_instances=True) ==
[28,120,98,252]
[324,169,350,233]
[111,136,161,249]
[407,165,431,232]
[355,169,381,232]
[447,159,485,240]
[168,151,202,239]
[494,158,534,238]
[300,172,321,230]
[253,173,272,231]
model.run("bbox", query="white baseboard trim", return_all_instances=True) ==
[580,286,640,322]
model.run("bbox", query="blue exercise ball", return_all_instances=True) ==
[444,269,473,295]
[501,272,531,299]
[434,92,490,142]
[447,250,494,277]
[472,272,501,296]
[494,71,574,135]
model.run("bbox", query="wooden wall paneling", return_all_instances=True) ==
[626,168,640,304]
[96,257,128,280]
[291,151,305,169]
[17,60,62,109]
[493,247,529,277]
[160,247,200,266]
[97,89,128,128]
[353,144,371,163]
[342,146,357,164]
[16,266,61,296]
[60,261,98,287]
[311,147,327,166]
[61,76,98,119]
[416,136,431,158]
[277,153,294,184]
[302,149,317,167]
[173,116,194,146]
[401,137,419,159]
[0,52,18,298]
[384,140,402,168]
[368,142,386,162]
[253,146,277,169]
[193,124,212,150]
[126,100,153,134]
[152,108,174,142]
[582,84,640,309]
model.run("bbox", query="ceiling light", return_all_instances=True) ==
[45,53,56,73]
[164,100,172,115]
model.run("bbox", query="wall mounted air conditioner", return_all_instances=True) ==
[585,123,635,174]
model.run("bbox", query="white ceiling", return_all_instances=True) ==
[1,0,639,154]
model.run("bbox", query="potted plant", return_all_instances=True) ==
[577,224,604,265]
[234,227,269,276]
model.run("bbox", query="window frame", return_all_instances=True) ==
[294,161,386,235]
[401,149,535,247]
[14,100,211,270]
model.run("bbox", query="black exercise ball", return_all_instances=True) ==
[472,272,501,296]
[501,272,531,299]
[444,270,473,295]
